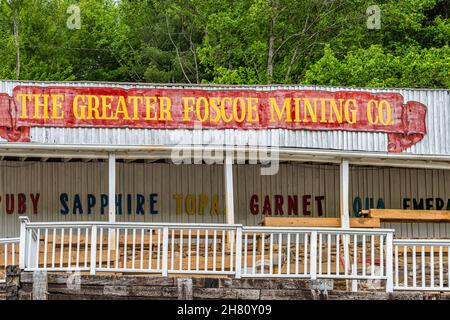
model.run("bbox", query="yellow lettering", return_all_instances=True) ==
[328,99,343,123]
[196,97,209,122]
[303,98,317,123]
[144,96,158,120]
[73,95,86,119]
[159,97,173,121]
[51,94,65,119]
[185,194,196,215]
[114,96,130,120]
[220,97,233,122]
[128,96,142,120]
[198,194,209,216]
[269,97,292,122]
[100,96,114,120]
[32,94,50,119]
[367,100,378,124]
[210,195,220,216]
[17,94,32,119]
[173,194,183,215]
[293,98,302,122]
[344,99,357,124]
[86,95,100,119]
[379,100,392,125]
[246,98,259,122]
[182,97,195,121]
[209,97,221,122]
[232,97,246,122]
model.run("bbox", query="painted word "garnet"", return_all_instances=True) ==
[249,194,325,216]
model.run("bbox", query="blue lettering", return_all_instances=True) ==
[353,197,362,217]
[127,194,132,215]
[73,194,83,214]
[60,193,69,215]
[100,194,108,215]
[136,194,145,215]
[150,193,158,214]
[87,194,96,215]
[116,194,122,215]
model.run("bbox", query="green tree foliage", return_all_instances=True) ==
[304,44,450,88]
[306,0,450,88]
[0,0,448,88]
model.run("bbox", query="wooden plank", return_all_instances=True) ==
[261,217,380,228]
[368,209,450,221]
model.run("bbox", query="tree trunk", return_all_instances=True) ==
[267,0,277,84]
[285,47,298,82]
[13,13,20,80]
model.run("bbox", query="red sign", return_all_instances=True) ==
[0,86,427,152]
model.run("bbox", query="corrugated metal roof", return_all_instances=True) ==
[0,80,448,156]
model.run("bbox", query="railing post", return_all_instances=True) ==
[90,226,98,275]
[344,234,350,275]
[18,216,30,269]
[161,227,169,277]
[385,232,394,293]
[310,232,317,280]
[235,227,242,279]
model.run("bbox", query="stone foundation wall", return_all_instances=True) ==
[2,267,450,300]
[0,281,5,300]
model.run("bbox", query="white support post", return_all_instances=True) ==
[310,232,318,280]
[224,152,235,225]
[108,153,116,248]
[235,227,242,278]
[385,232,394,293]
[224,152,235,250]
[90,226,97,275]
[340,159,351,285]
[339,159,350,228]
[161,227,169,277]
[19,216,30,269]
[108,153,116,223]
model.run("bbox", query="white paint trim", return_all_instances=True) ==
[0,144,448,169]
[108,153,116,223]
[0,143,449,160]
[224,153,235,225]
[340,159,350,229]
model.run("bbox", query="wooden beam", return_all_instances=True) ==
[40,157,48,162]
[261,217,381,228]
[368,209,450,221]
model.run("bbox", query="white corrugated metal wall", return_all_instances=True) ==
[0,161,448,238]
[350,165,450,238]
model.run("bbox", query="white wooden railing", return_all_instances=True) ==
[241,227,392,285]
[393,239,450,291]
[17,217,396,291]
[0,237,20,281]
[9,217,450,293]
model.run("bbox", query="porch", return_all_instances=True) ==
[0,143,449,295]
[2,217,450,293]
